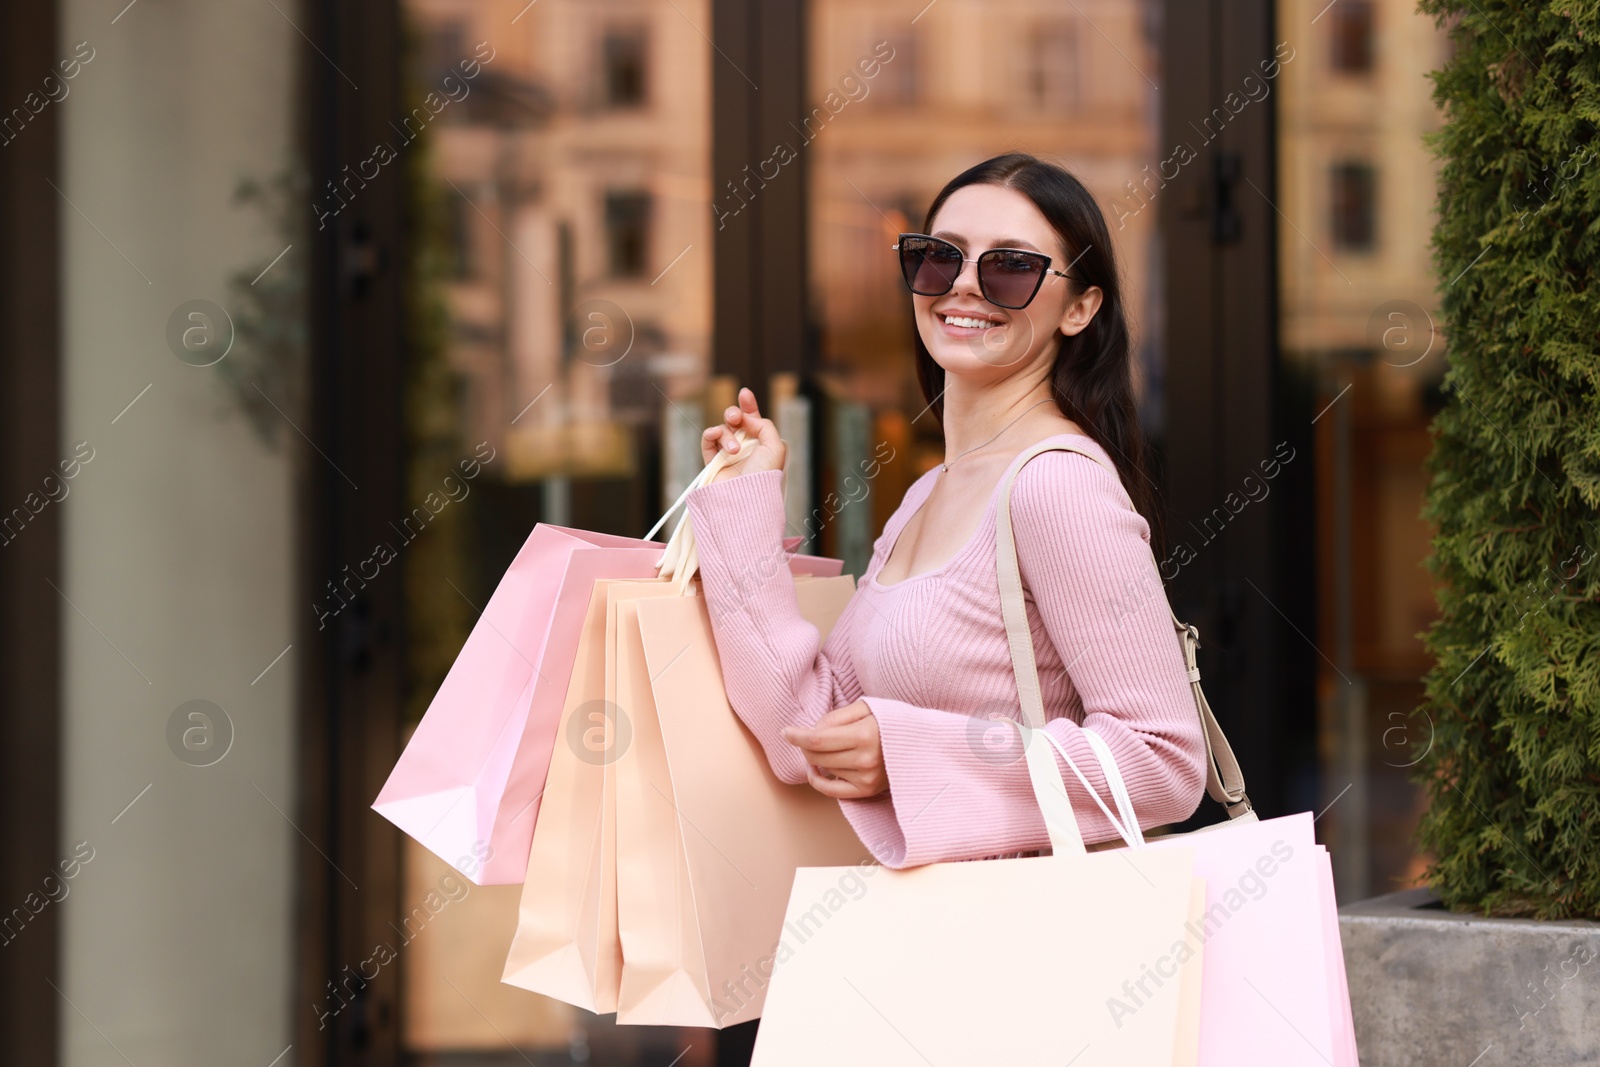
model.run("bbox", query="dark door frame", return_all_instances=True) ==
[708,1,809,1059]
[295,1,410,1064]
[711,0,810,392]
[0,1,64,1062]
[1159,0,1315,823]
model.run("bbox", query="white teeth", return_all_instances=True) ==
[942,314,996,329]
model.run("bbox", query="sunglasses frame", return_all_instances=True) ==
[892,232,1079,310]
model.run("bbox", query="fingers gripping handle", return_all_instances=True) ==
[643,427,749,542]
[647,428,751,593]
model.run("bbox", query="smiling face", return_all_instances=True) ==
[912,182,1097,378]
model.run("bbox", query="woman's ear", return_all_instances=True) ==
[1058,285,1103,338]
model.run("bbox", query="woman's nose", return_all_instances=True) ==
[950,255,983,296]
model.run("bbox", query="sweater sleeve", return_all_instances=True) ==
[838,450,1207,868]
[683,468,867,786]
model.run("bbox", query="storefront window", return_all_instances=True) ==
[1276,0,1452,898]
[399,1,713,1061]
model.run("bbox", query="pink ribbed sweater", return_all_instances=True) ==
[683,433,1206,869]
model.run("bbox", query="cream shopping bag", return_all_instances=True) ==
[499,577,657,1013]
[499,576,847,1017]
[749,743,1206,1065]
[499,575,739,1012]
[614,573,868,1028]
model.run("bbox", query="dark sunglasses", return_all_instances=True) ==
[893,233,1079,310]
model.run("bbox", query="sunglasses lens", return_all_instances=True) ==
[899,237,963,296]
[979,250,1047,308]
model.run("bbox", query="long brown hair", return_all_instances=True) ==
[913,152,1163,554]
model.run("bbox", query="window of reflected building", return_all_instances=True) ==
[602,27,649,108]
[1331,161,1378,251]
[1031,20,1083,110]
[1330,0,1376,74]
[604,191,653,278]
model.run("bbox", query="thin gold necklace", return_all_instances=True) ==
[940,397,1056,472]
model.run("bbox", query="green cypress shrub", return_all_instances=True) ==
[1415,0,1600,919]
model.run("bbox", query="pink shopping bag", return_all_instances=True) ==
[373,520,839,885]
[1315,845,1361,1065]
[373,524,664,884]
[1141,813,1358,1066]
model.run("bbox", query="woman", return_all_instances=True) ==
[687,152,1205,867]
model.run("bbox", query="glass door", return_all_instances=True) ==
[396,1,715,1063]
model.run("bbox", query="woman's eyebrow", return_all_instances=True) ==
[930,230,1045,253]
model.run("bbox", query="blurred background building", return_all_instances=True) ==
[0,0,1452,1063]
[409,0,713,491]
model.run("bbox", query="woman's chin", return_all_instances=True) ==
[928,333,1032,373]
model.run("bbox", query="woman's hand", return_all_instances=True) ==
[783,700,888,799]
[701,387,788,484]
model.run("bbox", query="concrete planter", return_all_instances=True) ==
[1339,888,1600,1066]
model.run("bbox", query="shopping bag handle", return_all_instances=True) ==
[648,428,757,595]
[1079,727,1145,846]
[993,437,1256,827]
[1012,722,1145,854]
[643,427,751,542]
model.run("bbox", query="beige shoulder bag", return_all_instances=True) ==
[994,437,1257,842]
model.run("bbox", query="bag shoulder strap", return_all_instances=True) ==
[993,436,1254,822]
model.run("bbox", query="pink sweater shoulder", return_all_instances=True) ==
[683,436,1205,867]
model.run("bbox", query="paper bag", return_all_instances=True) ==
[615,575,869,1027]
